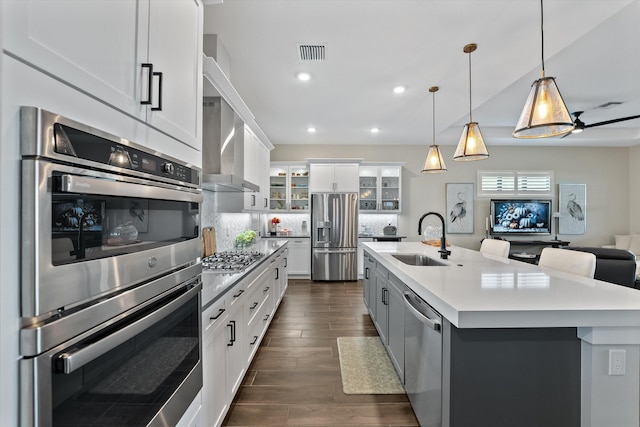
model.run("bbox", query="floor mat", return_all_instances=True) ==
[336,336,405,395]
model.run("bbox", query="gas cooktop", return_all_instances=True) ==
[202,251,265,273]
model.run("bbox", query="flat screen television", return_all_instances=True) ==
[490,199,551,236]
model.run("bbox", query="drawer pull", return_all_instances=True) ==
[250,302,259,310]
[210,308,226,321]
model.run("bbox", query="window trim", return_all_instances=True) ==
[477,170,554,197]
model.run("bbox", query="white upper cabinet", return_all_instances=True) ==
[359,164,402,213]
[269,163,310,212]
[244,126,271,211]
[4,0,202,150]
[145,0,202,148]
[309,163,359,193]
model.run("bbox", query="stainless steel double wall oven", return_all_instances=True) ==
[19,107,203,427]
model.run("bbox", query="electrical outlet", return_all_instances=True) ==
[609,349,626,376]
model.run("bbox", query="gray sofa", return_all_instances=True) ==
[567,247,638,288]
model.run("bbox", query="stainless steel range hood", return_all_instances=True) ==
[202,97,259,192]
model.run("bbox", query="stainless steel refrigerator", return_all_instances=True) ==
[311,193,358,281]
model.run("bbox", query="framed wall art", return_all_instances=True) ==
[446,183,474,234]
[558,183,586,235]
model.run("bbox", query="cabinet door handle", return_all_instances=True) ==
[264,197,268,208]
[275,267,279,280]
[250,335,258,346]
[382,287,388,305]
[233,289,245,298]
[251,194,256,206]
[210,308,226,321]
[141,63,154,105]
[250,302,259,310]
[227,320,236,346]
[151,71,163,111]
[263,286,270,292]
[365,267,369,280]
[284,257,288,268]
[263,314,270,322]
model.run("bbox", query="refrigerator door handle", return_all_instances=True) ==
[312,248,357,254]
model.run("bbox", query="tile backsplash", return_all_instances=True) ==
[202,191,261,251]
[264,213,311,236]
[202,190,400,250]
[359,214,398,235]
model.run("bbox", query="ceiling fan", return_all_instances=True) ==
[565,110,640,136]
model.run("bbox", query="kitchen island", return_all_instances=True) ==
[363,241,640,427]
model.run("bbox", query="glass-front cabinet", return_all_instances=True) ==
[359,164,402,213]
[269,163,309,212]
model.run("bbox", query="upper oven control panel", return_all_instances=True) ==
[20,107,201,188]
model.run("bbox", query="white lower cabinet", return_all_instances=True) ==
[279,248,289,299]
[287,239,310,277]
[225,296,246,400]
[270,248,289,306]
[201,296,230,427]
[201,246,288,427]
[245,267,272,363]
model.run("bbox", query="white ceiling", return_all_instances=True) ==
[203,0,640,148]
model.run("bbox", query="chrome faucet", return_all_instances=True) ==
[418,212,451,259]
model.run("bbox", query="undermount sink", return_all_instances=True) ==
[391,253,447,266]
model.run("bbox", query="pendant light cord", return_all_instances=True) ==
[468,50,473,122]
[432,89,436,145]
[540,0,545,76]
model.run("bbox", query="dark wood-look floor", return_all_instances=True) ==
[221,279,420,427]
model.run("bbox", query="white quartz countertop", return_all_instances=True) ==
[363,241,640,329]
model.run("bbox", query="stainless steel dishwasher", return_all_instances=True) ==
[404,287,443,427]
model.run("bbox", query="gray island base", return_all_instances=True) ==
[363,242,640,427]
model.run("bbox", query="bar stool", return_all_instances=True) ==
[538,247,596,278]
[480,239,511,258]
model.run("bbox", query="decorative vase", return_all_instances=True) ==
[270,223,277,235]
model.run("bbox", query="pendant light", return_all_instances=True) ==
[513,0,574,138]
[422,86,447,174]
[453,43,489,161]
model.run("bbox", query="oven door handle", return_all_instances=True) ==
[58,174,201,202]
[58,282,201,374]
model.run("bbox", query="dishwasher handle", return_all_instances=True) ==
[403,291,441,331]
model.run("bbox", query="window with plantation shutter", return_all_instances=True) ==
[478,170,553,197]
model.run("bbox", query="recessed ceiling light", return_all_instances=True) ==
[393,85,406,94]
[370,128,380,134]
[307,127,316,133]
[297,72,311,81]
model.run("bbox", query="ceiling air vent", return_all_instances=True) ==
[298,43,326,61]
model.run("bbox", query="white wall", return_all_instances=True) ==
[0,3,18,425]
[629,145,640,233]
[271,144,631,250]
